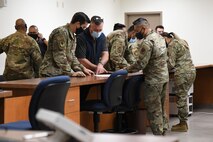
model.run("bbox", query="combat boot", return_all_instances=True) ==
[171,121,188,132]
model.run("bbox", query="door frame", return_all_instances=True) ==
[124,11,163,27]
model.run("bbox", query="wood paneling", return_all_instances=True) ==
[64,87,80,114]
[65,112,80,124]
[4,96,31,123]
[194,66,213,106]
[80,112,115,132]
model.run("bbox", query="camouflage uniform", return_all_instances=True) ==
[167,39,196,121]
[127,30,169,135]
[106,30,136,71]
[39,24,85,77]
[0,31,42,81]
[127,40,142,61]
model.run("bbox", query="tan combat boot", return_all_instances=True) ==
[171,121,188,132]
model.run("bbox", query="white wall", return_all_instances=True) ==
[120,0,213,64]
[0,0,122,74]
[0,0,212,74]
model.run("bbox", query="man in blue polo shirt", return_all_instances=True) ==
[75,15,109,74]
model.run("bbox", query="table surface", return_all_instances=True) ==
[195,63,213,69]
[0,72,143,89]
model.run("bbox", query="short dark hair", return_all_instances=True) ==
[127,25,134,33]
[71,12,90,25]
[29,25,37,29]
[133,18,148,26]
[161,32,173,38]
[155,25,164,31]
[113,23,126,31]
[91,16,104,25]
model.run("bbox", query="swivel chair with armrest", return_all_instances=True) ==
[81,70,128,132]
[113,75,144,133]
[0,75,71,130]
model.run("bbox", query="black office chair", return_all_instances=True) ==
[81,70,128,132]
[113,75,144,133]
[0,75,5,82]
[0,75,70,130]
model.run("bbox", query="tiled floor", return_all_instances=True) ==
[146,108,213,142]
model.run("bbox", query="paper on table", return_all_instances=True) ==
[94,74,111,77]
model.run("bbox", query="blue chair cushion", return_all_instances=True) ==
[81,100,111,112]
[0,121,31,130]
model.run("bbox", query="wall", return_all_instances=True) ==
[120,0,213,64]
[0,0,122,74]
[0,0,212,74]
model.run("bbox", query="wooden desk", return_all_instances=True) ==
[0,73,170,132]
[0,90,13,123]
[0,90,12,98]
[0,75,111,124]
[0,130,179,142]
[194,64,213,106]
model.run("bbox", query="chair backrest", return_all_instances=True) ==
[0,75,5,82]
[29,75,70,130]
[102,70,128,108]
[122,75,144,108]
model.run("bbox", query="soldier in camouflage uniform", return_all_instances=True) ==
[126,25,138,63]
[127,30,144,61]
[126,18,169,135]
[106,28,136,71]
[161,32,196,132]
[39,12,93,77]
[0,18,42,81]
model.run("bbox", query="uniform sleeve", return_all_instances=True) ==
[167,44,177,71]
[124,43,137,64]
[0,38,9,54]
[75,35,87,58]
[30,40,42,77]
[52,32,74,75]
[110,36,129,70]
[70,51,84,71]
[127,40,152,72]
[0,39,5,54]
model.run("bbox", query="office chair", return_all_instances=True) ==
[81,70,128,132]
[113,75,144,133]
[0,75,70,130]
[0,75,5,82]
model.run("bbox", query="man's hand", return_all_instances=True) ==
[96,63,108,74]
[71,71,86,77]
[82,67,94,76]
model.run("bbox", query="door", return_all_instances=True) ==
[125,12,162,30]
